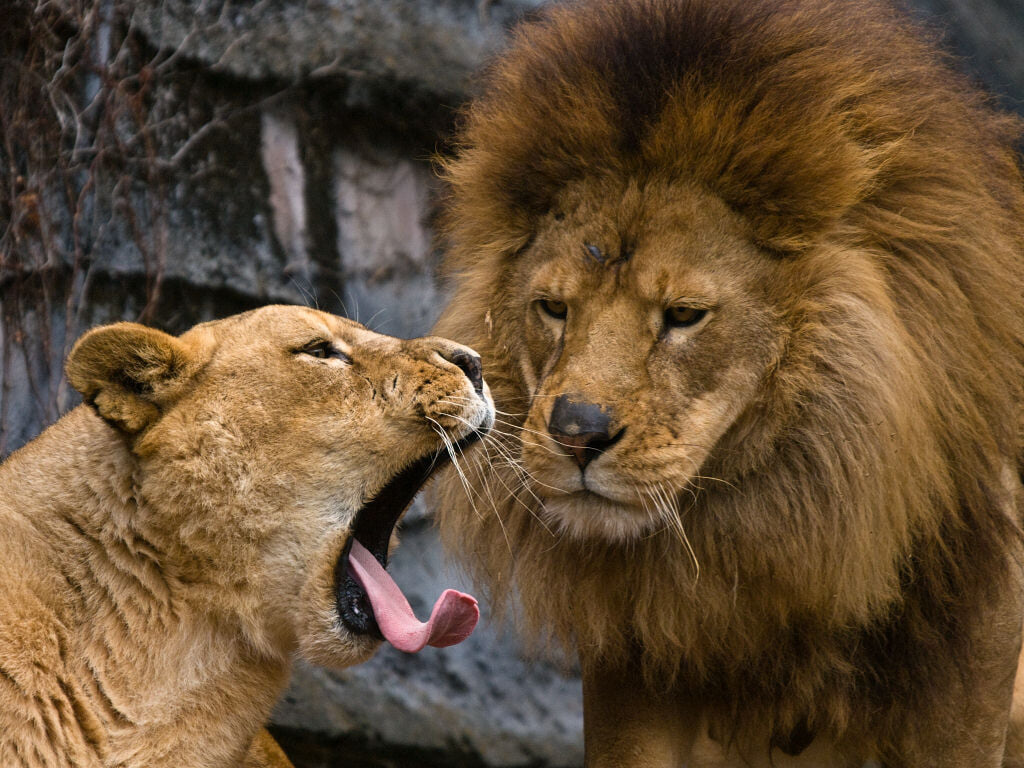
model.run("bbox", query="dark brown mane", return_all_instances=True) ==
[433,0,1024,752]
[443,0,1023,252]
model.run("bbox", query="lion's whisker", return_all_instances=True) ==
[648,481,699,584]
[689,474,738,491]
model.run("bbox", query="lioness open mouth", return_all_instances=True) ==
[334,432,483,653]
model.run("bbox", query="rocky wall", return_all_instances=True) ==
[1,1,1021,766]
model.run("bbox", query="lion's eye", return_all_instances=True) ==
[664,306,707,328]
[298,340,351,363]
[538,298,568,320]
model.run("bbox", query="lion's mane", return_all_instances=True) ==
[433,0,1024,743]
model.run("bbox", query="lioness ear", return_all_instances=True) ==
[66,323,200,434]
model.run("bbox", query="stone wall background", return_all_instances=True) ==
[1,1,1021,766]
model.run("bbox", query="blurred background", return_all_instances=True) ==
[1,1,1021,765]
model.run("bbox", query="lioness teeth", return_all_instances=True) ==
[347,539,479,653]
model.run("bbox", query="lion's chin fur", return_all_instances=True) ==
[431,0,1024,753]
[538,493,664,542]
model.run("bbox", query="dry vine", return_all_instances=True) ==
[0,0,282,454]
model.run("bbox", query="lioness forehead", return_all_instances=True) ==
[184,305,368,345]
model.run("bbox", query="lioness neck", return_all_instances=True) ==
[0,406,291,767]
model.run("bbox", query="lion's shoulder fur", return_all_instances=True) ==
[434,0,1024,750]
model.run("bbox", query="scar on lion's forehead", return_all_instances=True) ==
[583,241,632,267]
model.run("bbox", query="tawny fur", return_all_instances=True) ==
[431,0,1024,764]
[0,305,492,768]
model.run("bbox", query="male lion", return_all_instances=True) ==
[0,305,493,767]
[431,0,1024,765]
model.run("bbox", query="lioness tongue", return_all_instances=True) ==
[347,539,479,653]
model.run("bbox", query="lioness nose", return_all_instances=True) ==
[440,347,484,396]
[547,395,621,469]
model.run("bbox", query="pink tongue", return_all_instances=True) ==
[346,539,479,653]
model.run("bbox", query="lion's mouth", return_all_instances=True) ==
[334,431,483,652]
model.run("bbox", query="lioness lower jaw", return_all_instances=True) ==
[335,431,485,650]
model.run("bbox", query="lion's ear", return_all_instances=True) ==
[66,323,201,434]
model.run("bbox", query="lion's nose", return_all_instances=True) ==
[439,347,484,396]
[547,395,622,469]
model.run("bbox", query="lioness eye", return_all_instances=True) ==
[539,298,568,320]
[664,306,707,328]
[299,340,351,363]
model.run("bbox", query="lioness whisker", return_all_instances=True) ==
[430,419,520,557]
[426,414,518,555]
[436,395,529,420]
[438,412,560,536]
[424,417,472,499]
[435,403,548,443]
[434,403,569,460]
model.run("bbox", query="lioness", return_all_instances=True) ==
[432,0,1024,765]
[0,305,493,767]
